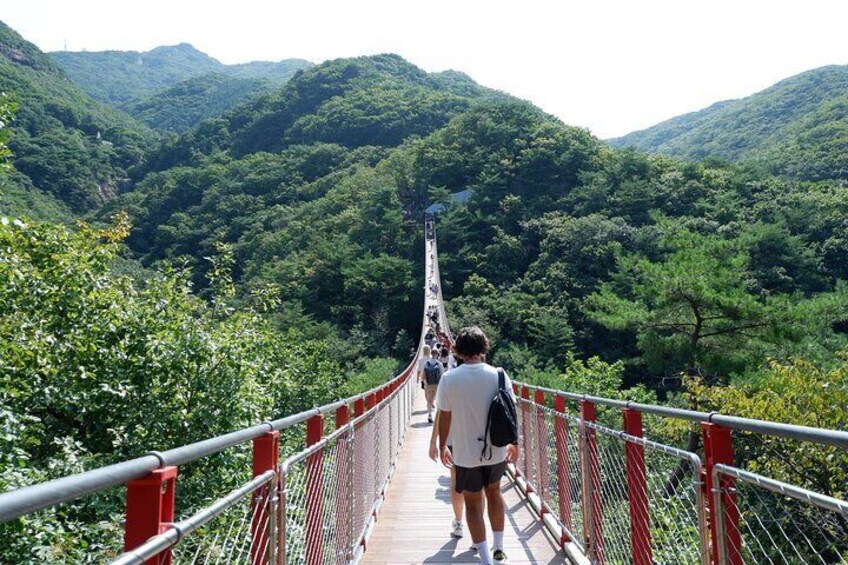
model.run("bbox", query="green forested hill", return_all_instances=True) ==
[104,53,848,392]
[0,21,154,213]
[51,43,312,108]
[125,72,273,133]
[3,33,848,561]
[610,65,848,181]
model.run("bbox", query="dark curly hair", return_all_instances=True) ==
[453,326,490,357]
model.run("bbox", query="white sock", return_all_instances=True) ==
[493,530,504,551]
[476,540,491,564]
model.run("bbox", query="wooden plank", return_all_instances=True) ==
[360,390,565,564]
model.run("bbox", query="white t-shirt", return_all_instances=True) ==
[435,362,514,468]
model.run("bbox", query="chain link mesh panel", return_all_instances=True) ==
[172,480,275,565]
[716,467,848,565]
[280,381,413,565]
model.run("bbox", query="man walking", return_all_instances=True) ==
[436,326,518,564]
[423,346,444,423]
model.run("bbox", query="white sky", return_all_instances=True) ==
[3,0,848,138]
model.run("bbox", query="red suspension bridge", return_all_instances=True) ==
[1,219,847,564]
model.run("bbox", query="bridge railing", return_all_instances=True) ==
[511,382,848,565]
[0,360,416,564]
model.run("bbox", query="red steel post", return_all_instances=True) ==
[702,423,742,565]
[554,395,573,543]
[534,389,549,509]
[306,415,325,565]
[521,386,532,486]
[354,397,366,418]
[124,466,178,565]
[335,405,352,560]
[623,409,651,565]
[581,400,604,564]
[251,431,280,565]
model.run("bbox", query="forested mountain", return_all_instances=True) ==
[0,21,154,214]
[51,43,312,108]
[103,53,848,392]
[610,65,848,181]
[3,23,848,560]
[124,72,273,133]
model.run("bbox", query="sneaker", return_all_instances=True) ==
[493,549,507,562]
[470,543,477,552]
[450,520,464,538]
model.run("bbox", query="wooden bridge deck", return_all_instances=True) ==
[361,390,565,564]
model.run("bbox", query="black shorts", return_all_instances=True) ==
[454,462,506,493]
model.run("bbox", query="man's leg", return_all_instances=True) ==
[484,478,506,559]
[464,490,491,564]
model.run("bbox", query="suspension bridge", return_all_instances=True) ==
[1,218,847,564]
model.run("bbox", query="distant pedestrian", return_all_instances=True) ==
[423,347,444,423]
[436,326,518,564]
[418,344,432,389]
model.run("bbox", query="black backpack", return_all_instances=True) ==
[480,368,518,460]
[424,359,443,385]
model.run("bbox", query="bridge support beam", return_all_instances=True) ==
[521,387,533,488]
[623,409,651,565]
[534,390,549,509]
[251,431,280,565]
[554,395,573,544]
[306,415,325,565]
[580,400,604,564]
[702,423,742,565]
[124,466,178,565]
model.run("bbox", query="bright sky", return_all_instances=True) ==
[3,0,848,138]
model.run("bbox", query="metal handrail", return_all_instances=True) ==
[515,382,848,449]
[0,370,411,523]
[109,470,277,565]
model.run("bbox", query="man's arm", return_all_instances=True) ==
[438,410,452,467]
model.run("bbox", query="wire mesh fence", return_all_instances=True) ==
[279,380,413,564]
[172,475,276,565]
[715,465,848,565]
[516,395,709,565]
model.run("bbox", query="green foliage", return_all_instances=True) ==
[126,73,274,133]
[687,355,848,498]
[0,217,345,561]
[587,218,848,385]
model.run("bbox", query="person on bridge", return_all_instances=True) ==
[423,346,444,423]
[436,326,518,564]
[418,344,432,389]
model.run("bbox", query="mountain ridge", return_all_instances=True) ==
[50,43,313,107]
[609,64,848,180]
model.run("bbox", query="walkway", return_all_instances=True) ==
[361,391,565,564]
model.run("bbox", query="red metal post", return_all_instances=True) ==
[366,392,377,411]
[354,397,366,418]
[554,395,573,543]
[124,466,178,565]
[581,400,604,564]
[521,386,532,486]
[306,415,324,565]
[335,405,351,560]
[251,431,280,565]
[623,409,651,565]
[534,389,549,509]
[702,423,742,565]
